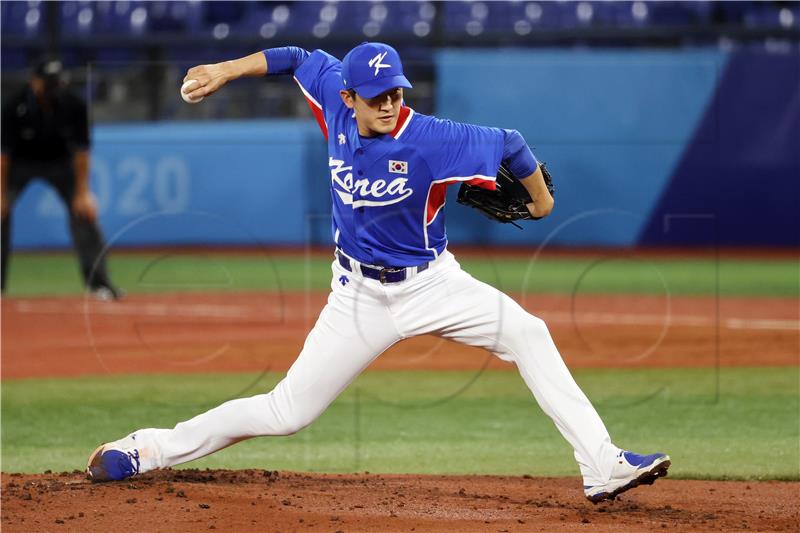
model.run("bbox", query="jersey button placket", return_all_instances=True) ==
[352,161,365,213]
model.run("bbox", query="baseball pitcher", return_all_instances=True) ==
[87,43,670,503]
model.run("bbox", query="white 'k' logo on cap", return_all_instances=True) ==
[368,51,391,76]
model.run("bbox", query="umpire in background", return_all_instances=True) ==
[1,59,122,300]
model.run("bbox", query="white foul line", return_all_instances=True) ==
[10,300,800,331]
[13,301,255,319]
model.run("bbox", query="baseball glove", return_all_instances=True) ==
[456,162,555,226]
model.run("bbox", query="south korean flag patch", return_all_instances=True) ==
[389,160,408,174]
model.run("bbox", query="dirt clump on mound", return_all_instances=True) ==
[2,470,797,532]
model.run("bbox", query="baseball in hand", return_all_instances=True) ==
[181,80,204,104]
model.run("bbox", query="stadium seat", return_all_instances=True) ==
[93,1,150,36]
[60,1,96,37]
[743,3,800,29]
[644,2,693,25]
[219,2,342,40]
[147,1,200,33]
[505,1,566,33]
[1,1,42,37]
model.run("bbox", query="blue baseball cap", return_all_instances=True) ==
[342,42,412,99]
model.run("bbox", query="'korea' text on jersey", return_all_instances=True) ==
[294,50,504,267]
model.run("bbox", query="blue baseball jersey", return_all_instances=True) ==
[294,50,505,267]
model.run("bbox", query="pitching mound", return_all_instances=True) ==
[2,470,797,532]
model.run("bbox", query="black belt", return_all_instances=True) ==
[337,253,429,284]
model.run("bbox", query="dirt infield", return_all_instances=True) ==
[2,470,798,533]
[2,290,798,531]
[2,291,797,379]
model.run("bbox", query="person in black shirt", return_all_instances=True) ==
[1,60,122,299]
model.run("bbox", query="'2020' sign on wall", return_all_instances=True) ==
[11,120,313,248]
[32,156,191,219]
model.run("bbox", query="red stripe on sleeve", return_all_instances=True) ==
[425,176,496,225]
[466,177,496,191]
[426,182,448,225]
[302,96,328,140]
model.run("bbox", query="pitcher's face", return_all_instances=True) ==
[341,87,404,137]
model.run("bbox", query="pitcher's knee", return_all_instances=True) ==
[261,389,324,435]
[503,315,552,356]
[277,410,317,435]
[252,407,316,436]
[528,315,550,335]
[251,385,323,436]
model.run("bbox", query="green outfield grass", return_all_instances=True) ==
[2,368,798,480]
[3,251,798,297]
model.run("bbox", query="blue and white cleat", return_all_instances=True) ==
[584,451,671,504]
[86,442,141,482]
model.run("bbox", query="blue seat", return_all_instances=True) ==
[743,3,799,28]
[591,2,642,28]
[512,2,565,30]
[286,2,325,37]
[389,2,428,36]
[203,1,247,25]
[1,1,42,37]
[60,1,95,37]
[93,1,149,36]
[642,2,693,25]
[681,1,713,24]
[220,2,319,39]
[148,1,194,33]
[482,2,515,32]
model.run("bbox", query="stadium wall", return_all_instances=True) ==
[436,47,799,248]
[10,49,798,249]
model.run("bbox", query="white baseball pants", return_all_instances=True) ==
[134,251,620,486]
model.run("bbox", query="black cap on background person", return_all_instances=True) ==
[31,59,67,101]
